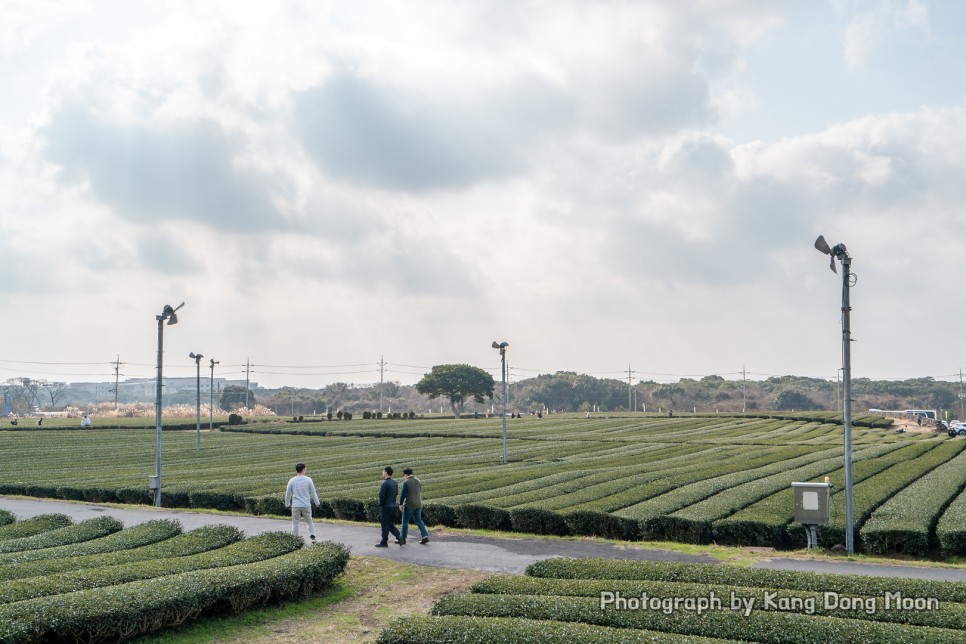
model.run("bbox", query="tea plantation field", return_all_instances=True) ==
[2,413,964,555]
[378,557,966,643]
[0,512,349,642]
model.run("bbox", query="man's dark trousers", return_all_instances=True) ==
[380,506,401,544]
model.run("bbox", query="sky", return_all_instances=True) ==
[1,0,965,390]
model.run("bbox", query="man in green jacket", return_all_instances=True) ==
[398,467,429,545]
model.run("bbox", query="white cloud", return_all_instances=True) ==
[0,1,963,386]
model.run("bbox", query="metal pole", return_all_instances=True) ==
[209,360,216,431]
[154,316,164,507]
[841,254,854,555]
[501,348,508,464]
[195,358,201,450]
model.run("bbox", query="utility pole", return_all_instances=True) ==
[379,356,385,413]
[209,358,219,431]
[627,364,633,411]
[245,358,251,409]
[741,365,746,413]
[113,355,120,409]
[959,368,964,420]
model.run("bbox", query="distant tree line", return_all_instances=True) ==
[11,371,966,420]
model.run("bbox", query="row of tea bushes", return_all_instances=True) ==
[0,523,242,582]
[861,447,966,555]
[0,514,349,643]
[378,557,965,643]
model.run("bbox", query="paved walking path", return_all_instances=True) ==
[0,497,715,573]
[3,497,965,581]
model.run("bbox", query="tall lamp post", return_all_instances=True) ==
[154,302,184,507]
[815,235,855,554]
[189,352,203,449]
[492,341,509,464]
[209,358,219,431]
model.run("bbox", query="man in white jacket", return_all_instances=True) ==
[285,463,321,543]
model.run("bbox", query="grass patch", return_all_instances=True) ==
[133,556,486,643]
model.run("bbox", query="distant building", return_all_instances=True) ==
[67,377,256,403]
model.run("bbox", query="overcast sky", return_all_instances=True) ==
[2,0,965,389]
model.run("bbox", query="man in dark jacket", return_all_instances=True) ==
[374,466,401,547]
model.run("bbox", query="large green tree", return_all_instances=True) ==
[219,385,256,411]
[416,364,495,418]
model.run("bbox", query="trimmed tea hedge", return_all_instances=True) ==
[0,540,350,643]
[472,575,966,631]
[0,516,121,554]
[377,615,727,643]
[0,531,303,604]
[937,486,966,555]
[0,518,179,567]
[0,513,72,541]
[431,593,964,644]
[525,558,966,603]
[861,447,966,555]
[0,509,14,528]
[0,524,242,582]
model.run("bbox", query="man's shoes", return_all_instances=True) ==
[397,538,406,546]
[374,542,389,548]
[310,535,316,543]
[420,536,429,545]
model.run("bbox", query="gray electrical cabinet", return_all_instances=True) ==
[792,482,831,525]
[148,476,160,491]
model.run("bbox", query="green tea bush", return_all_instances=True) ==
[471,575,966,631]
[430,593,963,644]
[377,615,720,643]
[422,503,457,527]
[0,519,180,566]
[937,487,966,555]
[0,516,121,554]
[330,498,367,521]
[564,510,640,541]
[189,490,243,511]
[455,504,512,531]
[524,558,966,604]
[0,510,12,527]
[818,441,966,549]
[0,531,303,604]
[861,448,966,555]
[0,513,72,541]
[0,541,350,643]
[0,524,242,581]
[509,508,570,536]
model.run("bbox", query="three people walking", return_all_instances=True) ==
[284,462,430,549]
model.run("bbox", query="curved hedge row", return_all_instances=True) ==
[818,440,966,549]
[0,540,350,643]
[712,441,940,548]
[524,558,966,604]
[431,593,963,644]
[0,513,72,541]
[937,486,966,555]
[0,516,122,554]
[377,615,725,643]
[0,519,180,567]
[0,531,303,604]
[649,444,897,544]
[0,524,243,582]
[472,575,966,631]
[861,447,966,556]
